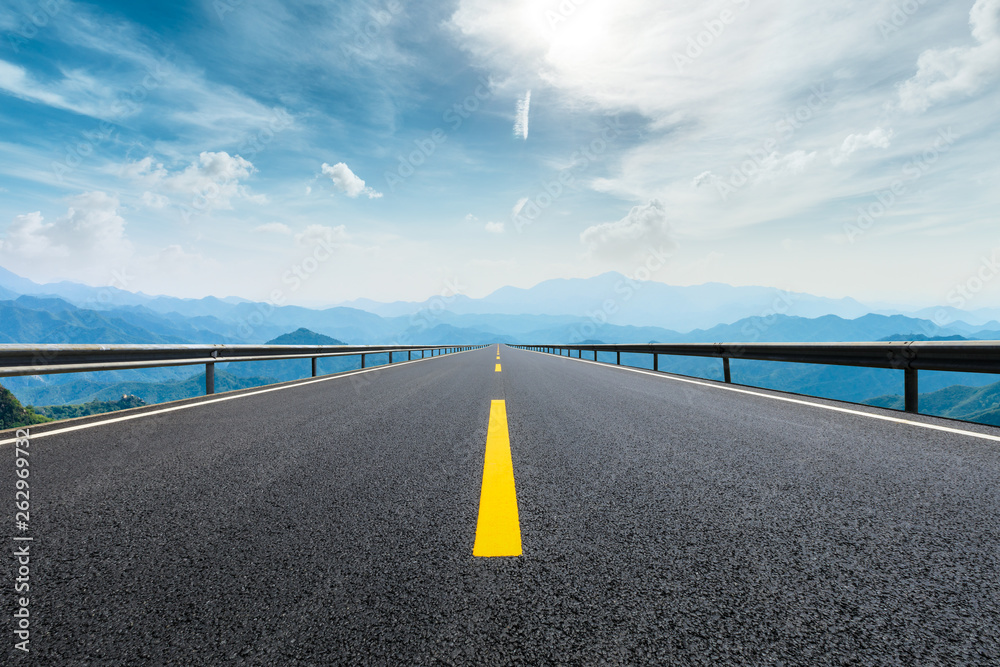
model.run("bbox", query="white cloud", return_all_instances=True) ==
[30,5,296,148]
[898,0,1000,112]
[514,90,531,140]
[0,59,115,119]
[0,191,132,282]
[692,171,714,188]
[144,244,211,278]
[580,199,674,262]
[295,223,349,247]
[464,213,479,222]
[485,221,505,233]
[254,222,292,234]
[691,150,817,199]
[832,127,893,165]
[140,191,169,209]
[121,152,262,212]
[321,162,382,199]
[756,150,817,182]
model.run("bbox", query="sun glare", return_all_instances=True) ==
[519,1,612,68]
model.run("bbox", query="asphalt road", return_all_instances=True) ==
[4,345,1000,665]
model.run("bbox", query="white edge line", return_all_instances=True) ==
[518,347,1000,444]
[0,349,480,446]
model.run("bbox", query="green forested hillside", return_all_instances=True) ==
[0,384,51,430]
[864,381,1000,426]
[14,370,280,407]
[33,395,148,420]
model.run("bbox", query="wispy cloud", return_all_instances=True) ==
[514,90,531,140]
[0,59,113,119]
[254,222,292,234]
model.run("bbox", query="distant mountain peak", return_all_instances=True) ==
[265,328,347,345]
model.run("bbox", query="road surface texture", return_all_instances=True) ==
[3,345,999,664]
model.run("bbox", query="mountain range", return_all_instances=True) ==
[2,265,1000,424]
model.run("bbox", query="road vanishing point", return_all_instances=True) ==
[3,345,999,664]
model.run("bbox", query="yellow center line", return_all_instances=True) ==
[495,363,502,372]
[473,400,522,557]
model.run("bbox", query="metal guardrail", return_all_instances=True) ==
[512,342,1000,414]
[0,344,484,395]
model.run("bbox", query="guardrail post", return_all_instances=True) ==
[312,357,317,377]
[905,368,919,413]
[653,353,658,372]
[594,350,598,361]
[408,350,411,361]
[206,362,215,395]
[617,350,620,365]
[361,353,366,369]
[389,351,393,364]
[723,357,731,383]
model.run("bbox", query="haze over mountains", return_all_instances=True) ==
[4,265,1000,342]
[3,265,1000,419]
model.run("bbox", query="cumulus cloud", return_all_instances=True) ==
[0,191,132,282]
[485,221,505,233]
[832,127,893,165]
[121,152,263,211]
[255,222,292,234]
[898,0,1000,112]
[514,90,531,140]
[580,199,675,263]
[321,162,383,199]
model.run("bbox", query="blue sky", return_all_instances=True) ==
[0,0,997,309]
